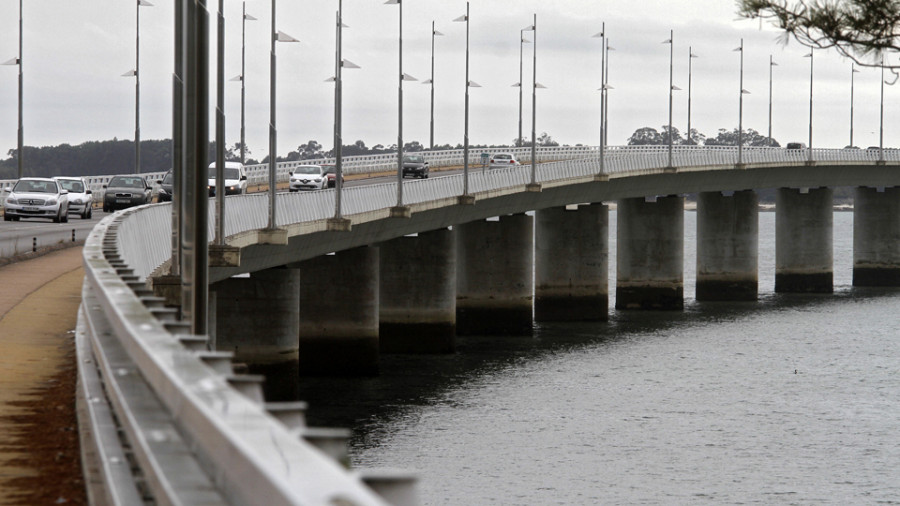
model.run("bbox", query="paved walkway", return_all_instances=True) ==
[0,247,86,504]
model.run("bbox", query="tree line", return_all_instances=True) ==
[626,126,780,147]
[0,132,563,178]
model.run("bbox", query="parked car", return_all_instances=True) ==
[53,176,93,219]
[322,164,344,188]
[207,161,248,196]
[490,152,521,168]
[3,177,69,222]
[156,171,174,202]
[289,165,328,191]
[102,175,153,212]
[401,155,429,178]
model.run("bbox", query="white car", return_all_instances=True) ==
[3,177,69,223]
[289,165,328,191]
[53,176,93,219]
[207,161,248,196]
[489,152,521,168]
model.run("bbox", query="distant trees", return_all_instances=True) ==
[513,132,560,147]
[626,126,779,147]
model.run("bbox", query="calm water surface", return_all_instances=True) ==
[288,211,900,505]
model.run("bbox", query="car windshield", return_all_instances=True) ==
[57,179,84,193]
[403,155,425,163]
[162,173,173,185]
[109,176,146,188]
[13,179,58,194]
[322,165,335,175]
[207,166,242,179]
[494,154,511,160]
[294,166,322,175]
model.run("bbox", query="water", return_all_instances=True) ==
[288,211,900,505]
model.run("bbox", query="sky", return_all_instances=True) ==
[0,0,896,161]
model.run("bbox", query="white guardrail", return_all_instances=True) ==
[60,145,900,504]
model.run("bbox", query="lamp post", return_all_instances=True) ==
[662,30,675,169]
[687,47,698,144]
[214,0,225,245]
[130,0,154,174]
[422,22,443,150]
[330,0,360,222]
[592,24,604,167]
[385,0,418,212]
[804,48,814,163]
[267,1,299,230]
[768,55,777,145]
[850,63,859,148]
[2,0,24,178]
[514,28,532,148]
[454,2,480,200]
[604,40,614,148]
[879,56,885,162]
[234,2,256,165]
[734,39,750,165]
[527,14,543,187]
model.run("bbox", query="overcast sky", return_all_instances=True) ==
[0,0,896,161]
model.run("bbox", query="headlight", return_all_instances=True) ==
[6,197,17,205]
[159,188,169,195]
[314,178,322,182]
[46,197,57,205]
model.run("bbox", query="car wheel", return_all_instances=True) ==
[61,210,69,223]
[53,209,61,223]
[3,214,10,222]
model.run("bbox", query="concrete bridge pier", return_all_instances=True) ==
[776,187,833,293]
[696,190,759,301]
[379,228,456,353]
[297,246,380,375]
[210,267,300,363]
[534,204,609,321]
[456,214,534,335]
[853,186,900,286]
[616,196,684,310]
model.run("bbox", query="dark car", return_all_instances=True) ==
[156,171,174,202]
[103,175,153,212]
[322,164,344,188]
[401,155,429,179]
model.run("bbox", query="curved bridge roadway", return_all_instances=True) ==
[79,146,900,505]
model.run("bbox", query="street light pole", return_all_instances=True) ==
[880,56,885,162]
[423,22,443,151]
[516,28,531,148]
[386,0,417,211]
[768,55,777,145]
[267,1,299,230]
[529,14,538,186]
[687,47,697,144]
[734,39,747,165]
[663,30,674,169]
[850,63,859,148]
[134,0,153,174]
[454,2,479,200]
[214,0,225,245]
[592,23,605,174]
[804,48,814,163]
[16,0,23,178]
[604,40,613,147]
[240,2,255,165]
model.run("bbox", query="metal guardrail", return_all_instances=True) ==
[74,144,897,504]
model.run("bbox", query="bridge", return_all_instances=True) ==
[38,145,900,503]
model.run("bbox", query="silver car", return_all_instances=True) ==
[489,152,521,168]
[3,177,69,222]
[53,176,93,219]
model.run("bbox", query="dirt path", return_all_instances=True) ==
[0,247,86,505]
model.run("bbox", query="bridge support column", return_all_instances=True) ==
[776,187,833,293]
[210,267,300,363]
[379,228,456,353]
[696,191,758,301]
[853,186,900,286]
[456,214,533,335]
[616,196,684,310]
[535,204,608,321]
[297,246,380,375]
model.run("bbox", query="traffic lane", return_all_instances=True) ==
[0,211,107,259]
